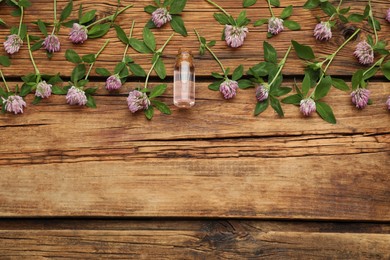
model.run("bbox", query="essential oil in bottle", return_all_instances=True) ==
[174,49,195,108]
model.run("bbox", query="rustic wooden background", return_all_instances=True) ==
[0,0,389,258]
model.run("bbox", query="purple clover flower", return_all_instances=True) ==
[69,23,88,44]
[354,40,374,65]
[66,86,87,106]
[219,79,238,100]
[313,22,332,41]
[255,84,269,102]
[127,90,150,113]
[151,8,172,28]
[3,34,23,55]
[386,96,390,110]
[43,34,61,53]
[386,8,390,23]
[351,88,370,109]
[2,95,26,114]
[300,98,316,116]
[224,25,248,48]
[35,81,52,98]
[105,75,122,91]
[268,17,284,35]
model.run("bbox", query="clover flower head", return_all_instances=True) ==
[127,90,150,113]
[35,81,52,98]
[43,34,61,53]
[300,98,316,116]
[224,24,248,48]
[354,40,374,65]
[151,8,172,28]
[313,22,332,41]
[105,74,122,91]
[69,23,88,44]
[268,17,284,35]
[2,95,26,114]
[351,88,370,109]
[255,84,269,102]
[66,86,87,106]
[219,79,238,100]
[386,96,390,110]
[386,8,390,23]
[3,34,23,55]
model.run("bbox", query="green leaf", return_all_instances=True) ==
[368,17,381,32]
[20,84,32,97]
[169,0,187,14]
[263,41,277,64]
[114,62,126,74]
[114,24,129,45]
[213,13,229,25]
[144,106,154,120]
[84,87,98,94]
[36,19,47,36]
[19,24,27,40]
[271,87,292,97]
[270,96,284,117]
[144,5,157,14]
[170,15,187,36]
[284,20,301,30]
[269,0,280,7]
[382,61,390,81]
[209,80,223,91]
[65,49,82,63]
[316,101,336,124]
[30,40,44,51]
[0,18,6,26]
[238,79,253,89]
[149,84,167,99]
[124,55,134,64]
[60,0,73,22]
[211,72,223,79]
[332,78,349,91]
[236,10,250,27]
[314,75,332,100]
[143,27,156,51]
[232,65,243,81]
[339,7,350,15]
[52,85,67,95]
[154,58,166,79]
[282,94,302,105]
[18,0,31,8]
[128,63,146,77]
[292,40,315,60]
[304,0,320,9]
[243,0,257,8]
[253,18,268,27]
[61,19,77,28]
[280,5,293,19]
[302,73,311,96]
[254,99,269,116]
[86,95,96,108]
[79,10,96,25]
[88,23,110,38]
[348,13,364,22]
[351,69,364,90]
[320,1,337,16]
[152,100,171,115]
[71,63,86,83]
[129,38,153,54]
[145,19,157,29]
[207,40,216,47]
[82,54,96,63]
[95,67,111,77]
[0,56,11,67]
[32,96,42,105]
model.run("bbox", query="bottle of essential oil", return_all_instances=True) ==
[174,49,195,108]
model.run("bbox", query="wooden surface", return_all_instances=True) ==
[1,0,390,257]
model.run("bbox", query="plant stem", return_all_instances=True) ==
[17,7,24,36]
[122,21,135,62]
[368,0,378,44]
[85,39,110,80]
[54,0,57,22]
[363,56,385,77]
[328,0,343,21]
[0,69,10,92]
[144,33,175,88]
[86,4,133,29]
[267,0,275,17]
[205,0,230,17]
[26,35,40,76]
[269,45,292,87]
[194,29,226,77]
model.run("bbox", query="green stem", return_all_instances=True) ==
[0,69,10,92]
[86,4,132,29]
[267,0,275,17]
[269,45,292,87]
[122,21,135,62]
[363,56,385,77]
[368,0,378,44]
[85,39,110,80]
[144,33,175,88]
[26,35,40,76]
[194,29,226,77]
[205,0,230,17]
[54,0,57,22]
[17,7,24,36]
[327,0,343,22]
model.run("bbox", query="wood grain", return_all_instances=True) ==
[0,220,389,258]
[0,0,389,77]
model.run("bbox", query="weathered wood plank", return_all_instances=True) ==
[0,0,389,77]
[0,220,389,258]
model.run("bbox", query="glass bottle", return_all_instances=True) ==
[174,49,195,108]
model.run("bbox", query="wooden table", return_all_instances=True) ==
[1,0,389,258]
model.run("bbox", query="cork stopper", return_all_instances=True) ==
[176,48,193,65]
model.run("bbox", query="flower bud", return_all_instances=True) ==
[224,25,248,48]
[354,41,374,65]
[351,88,370,109]
[127,90,150,113]
[105,75,122,91]
[299,98,316,116]
[151,8,172,28]
[66,86,87,106]
[3,34,23,55]
[43,34,61,53]
[219,79,238,100]
[2,95,26,114]
[313,22,332,41]
[268,17,284,35]
[69,23,88,44]
[255,84,269,102]
[35,81,52,98]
